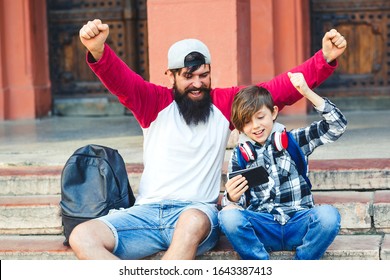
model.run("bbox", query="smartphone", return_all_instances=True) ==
[228,165,269,188]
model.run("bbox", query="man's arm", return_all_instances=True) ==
[322,29,347,63]
[259,29,347,111]
[80,19,173,129]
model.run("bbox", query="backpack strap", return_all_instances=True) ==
[286,131,312,189]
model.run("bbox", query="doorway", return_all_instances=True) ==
[310,0,390,110]
[47,0,148,115]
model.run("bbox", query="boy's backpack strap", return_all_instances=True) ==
[286,132,312,189]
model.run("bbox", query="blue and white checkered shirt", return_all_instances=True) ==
[223,98,347,225]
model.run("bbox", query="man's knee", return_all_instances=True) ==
[69,222,87,248]
[69,219,114,251]
[177,209,211,239]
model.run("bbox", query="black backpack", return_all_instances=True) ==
[60,144,135,246]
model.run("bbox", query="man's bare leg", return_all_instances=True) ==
[69,219,119,260]
[162,209,211,260]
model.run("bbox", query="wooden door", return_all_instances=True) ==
[310,0,390,110]
[47,0,148,98]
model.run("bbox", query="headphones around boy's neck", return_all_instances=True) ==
[238,130,289,163]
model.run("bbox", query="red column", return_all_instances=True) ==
[0,0,8,120]
[272,0,310,115]
[250,0,309,115]
[250,0,276,83]
[0,0,51,120]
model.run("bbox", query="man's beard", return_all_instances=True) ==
[174,85,213,125]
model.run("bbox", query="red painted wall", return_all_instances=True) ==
[0,0,51,120]
[147,0,251,88]
[0,0,310,119]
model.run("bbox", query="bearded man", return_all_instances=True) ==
[69,19,347,260]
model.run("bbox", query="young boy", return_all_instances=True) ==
[218,72,347,260]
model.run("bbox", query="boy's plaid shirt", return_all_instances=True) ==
[223,98,347,225]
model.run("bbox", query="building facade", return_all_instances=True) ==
[1,0,389,120]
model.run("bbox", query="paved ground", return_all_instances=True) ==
[0,109,389,167]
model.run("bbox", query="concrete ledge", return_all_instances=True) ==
[0,195,62,234]
[380,234,390,260]
[1,159,389,195]
[323,235,382,260]
[53,97,125,117]
[0,160,388,235]
[0,234,385,260]
[202,235,383,260]
[314,191,373,232]
[0,235,76,260]
[308,157,390,191]
[0,165,143,196]
[373,191,390,232]
[1,191,389,234]
[0,166,62,196]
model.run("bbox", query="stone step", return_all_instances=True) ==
[0,195,62,235]
[0,235,76,260]
[1,191,390,235]
[308,158,390,191]
[0,234,388,260]
[1,159,389,196]
[0,164,143,196]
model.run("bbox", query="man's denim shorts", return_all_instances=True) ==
[98,200,219,259]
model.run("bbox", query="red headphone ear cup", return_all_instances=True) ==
[239,142,256,162]
[239,145,250,162]
[280,130,288,149]
[272,131,289,151]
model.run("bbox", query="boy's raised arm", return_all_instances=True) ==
[288,72,325,109]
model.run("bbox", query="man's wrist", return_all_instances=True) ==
[89,45,105,62]
[323,52,331,63]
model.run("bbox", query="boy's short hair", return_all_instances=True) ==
[231,85,275,131]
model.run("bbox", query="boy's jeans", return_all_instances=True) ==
[218,205,340,260]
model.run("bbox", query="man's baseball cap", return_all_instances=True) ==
[167,39,211,69]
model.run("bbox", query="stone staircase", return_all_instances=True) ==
[1,158,389,260]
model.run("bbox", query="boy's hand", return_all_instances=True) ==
[322,29,347,63]
[288,72,309,97]
[79,19,110,61]
[288,72,325,108]
[225,175,248,202]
